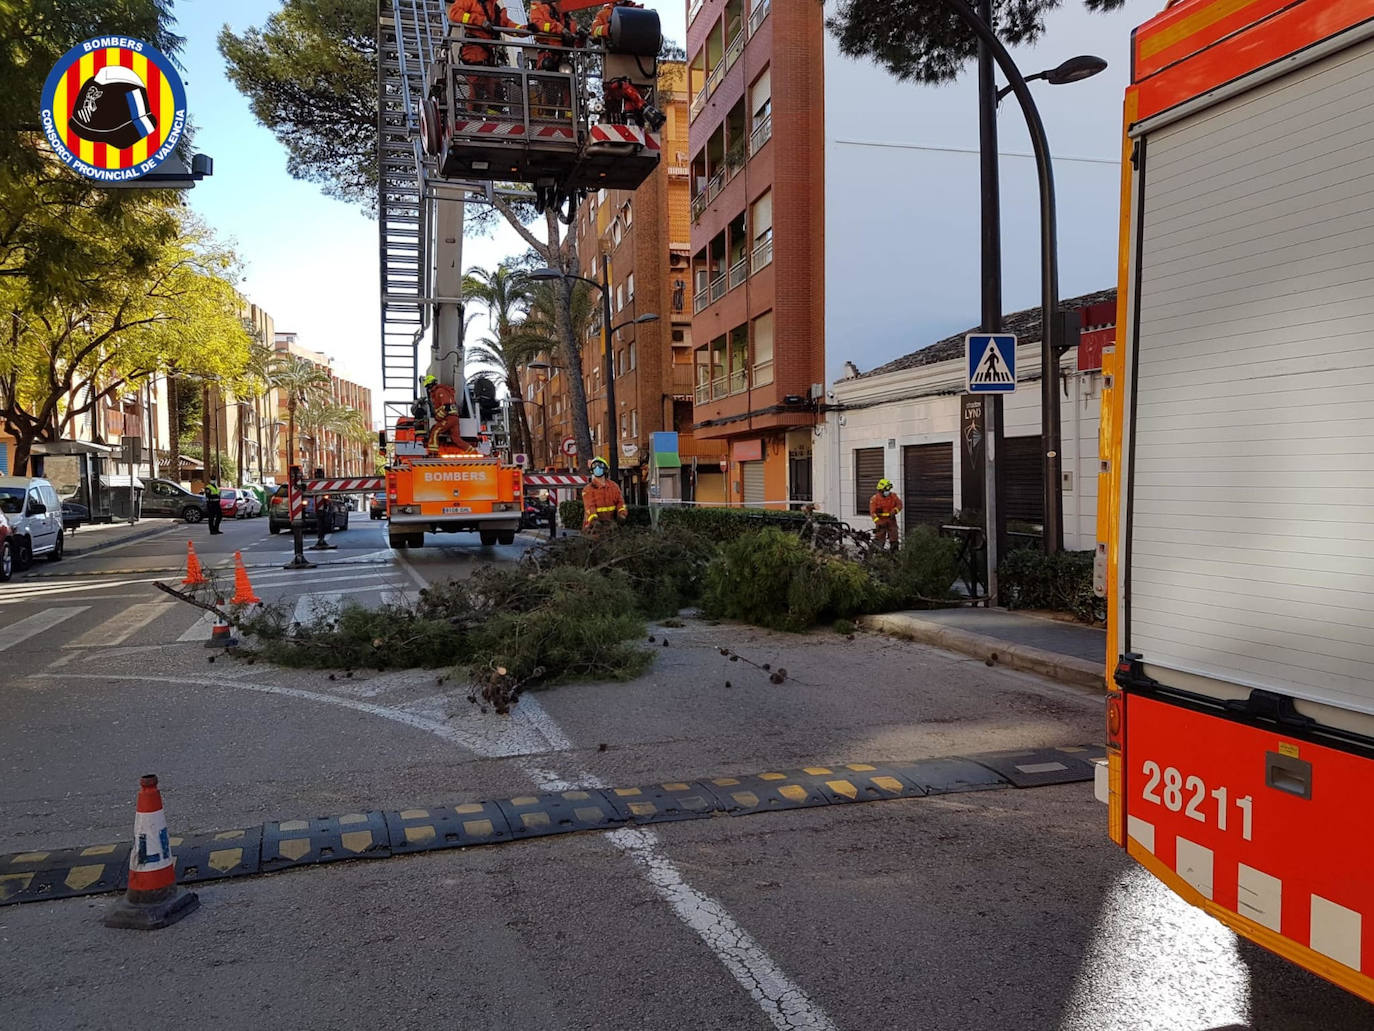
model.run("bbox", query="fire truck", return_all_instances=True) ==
[1099,0,1374,1001]
[377,0,662,549]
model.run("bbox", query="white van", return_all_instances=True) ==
[0,476,65,567]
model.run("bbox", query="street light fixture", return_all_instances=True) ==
[528,264,658,480]
[996,55,1107,102]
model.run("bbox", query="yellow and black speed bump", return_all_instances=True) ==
[385,802,513,853]
[496,790,627,840]
[885,757,1009,795]
[964,746,1105,789]
[602,781,719,823]
[260,812,390,872]
[0,842,129,904]
[0,743,1103,906]
[173,827,262,884]
[701,771,833,814]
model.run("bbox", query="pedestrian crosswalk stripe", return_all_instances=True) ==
[378,589,407,607]
[176,611,219,643]
[65,601,176,648]
[0,607,88,652]
[293,592,343,627]
[250,571,407,591]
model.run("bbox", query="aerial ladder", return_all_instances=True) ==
[375,0,663,548]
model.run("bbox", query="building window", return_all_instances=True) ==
[624,201,633,226]
[752,311,774,386]
[854,448,886,515]
[616,283,624,312]
[728,324,749,393]
[626,272,635,301]
[749,67,772,154]
[631,409,638,436]
[629,342,636,370]
[751,191,773,273]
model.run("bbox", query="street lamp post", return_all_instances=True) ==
[527,264,658,482]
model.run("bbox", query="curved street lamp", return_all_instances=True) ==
[528,263,658,479]
[996,55,1107,102]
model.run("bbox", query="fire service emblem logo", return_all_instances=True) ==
[40,36,187,183]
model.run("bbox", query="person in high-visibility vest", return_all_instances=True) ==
[203,480,223,535]
[590,0,641,40]
[869,477,902,550]
[448,0,517,115]
[581,457,627,534]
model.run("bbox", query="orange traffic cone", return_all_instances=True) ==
[230,551,260,605]
[103,774,199,930]
[181,541,207,586]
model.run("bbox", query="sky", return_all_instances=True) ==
[173,0,1150,414]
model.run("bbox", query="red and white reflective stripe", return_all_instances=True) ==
[450,121,576,141]
[303,477,386,494]
[128,802,175,892]
[525,474,588,486]
[288,485,306,520]
[643,132,662,152]
[590,123,645,145]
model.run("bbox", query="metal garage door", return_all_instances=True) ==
[902,443,953,528]
[741,461,765,506]
[1001,436,1043,525]
[1125,38,1374,714]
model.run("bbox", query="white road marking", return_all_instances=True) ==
[65,601,175,648]
[0,608,89,652]
[38,673,837,1030]
[292,592,343,626]
[251,572,408,591]
[0,575,166,604]
[392,550,429,590]
[176,612,219,642]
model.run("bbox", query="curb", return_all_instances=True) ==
[859,612,1105,692]
[64,522,177,558]
[0,743,1104,906]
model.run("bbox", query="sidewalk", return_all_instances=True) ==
[62,519,177,558]
[860,606,1107,691]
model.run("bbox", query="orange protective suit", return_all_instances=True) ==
[869,491,903,549]
[448,0,515,62]
[591,0,641,39]
[581,478,627,532]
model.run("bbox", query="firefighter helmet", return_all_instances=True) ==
[877,478,893,491]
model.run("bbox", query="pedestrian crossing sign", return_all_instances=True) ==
[966,334,1017,393]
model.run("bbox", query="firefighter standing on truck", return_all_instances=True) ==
[581,457,627,534]
[528,1,577,117]
[869,478,902,550]
[448,0,516,115]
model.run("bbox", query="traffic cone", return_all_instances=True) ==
[206,621,239,649]
[103,774,199,930]
[230,551,260,605]
[181,541,207,586]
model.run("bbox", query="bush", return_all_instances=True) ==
[658,505,833,542]
[557,499,651,530]
[702,527,880,631]
[998,548,1103,624]
[866,525,961,607]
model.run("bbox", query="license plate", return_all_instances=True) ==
[442,506,472,514]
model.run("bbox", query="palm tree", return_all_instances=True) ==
[268,355,331,480]
[463,262,539,457]
[325,403,370,475]
[242,341,276,480]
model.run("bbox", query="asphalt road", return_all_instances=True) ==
[0,516,1369,1030]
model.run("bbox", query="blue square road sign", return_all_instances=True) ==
[966,334,1016,393]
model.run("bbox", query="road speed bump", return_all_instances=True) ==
[174,827,262,884]
[496,790,627,840]
[0,842,129,904]
[385,802,513,853]
[702,771,832,815]
[261,812,390,872]
[603,781,719,823]
[964,746,1106,788]
[885,757,1009,795]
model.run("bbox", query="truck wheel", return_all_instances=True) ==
[498,531,515,546]
[390,533,409,549]
[479,530,498,546]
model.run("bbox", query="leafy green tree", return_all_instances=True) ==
[462,263,540,457]
[268,354,331,478]
[826,0,1122,84]
[0,217,251,474]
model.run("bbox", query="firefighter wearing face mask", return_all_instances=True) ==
[869,478,903,549]
[581,457,627,533]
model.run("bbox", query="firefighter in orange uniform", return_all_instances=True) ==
[590,0,642,40]
[448,0,517,114]
[581,457,627,534]
[527,0,576,118]
[869,478,903,550]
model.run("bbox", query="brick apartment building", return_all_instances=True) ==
[527,60,728,500]
[686,0,825,507]
[273,332,375,477]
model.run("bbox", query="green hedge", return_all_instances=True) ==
[558,502,829,540]
[998,548,1103,624]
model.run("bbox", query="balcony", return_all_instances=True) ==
[691,191,708,223]
[728,368,748,393]
[707,61,725,96]
[724,31,745,71]
[706,168,725,201]
[729,256,748,289]
[749,0,771,36]
[752,358,774,387]
[749,112,772,155]
[709,272,728,304]
[690,84,707,121]
[751,237,773,274]
[689,0,704,26]
[694,285,710,313]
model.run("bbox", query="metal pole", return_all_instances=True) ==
[943,0,1062,555]
[602,253,618,480]
[978,0,1002,606]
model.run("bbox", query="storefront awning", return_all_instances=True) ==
[99,474,144,489]
[31,439,116,456]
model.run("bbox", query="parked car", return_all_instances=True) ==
[140,477,207,523]
[369,491,387,519]
[0,475,66,567]
[268,485,350,534]
[61,500,88,532]
[234,490,262,519]
[217,488,242,519]
[520,496,555,530]
[0,518,13,581]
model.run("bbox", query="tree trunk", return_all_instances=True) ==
[545,208,593,471]
[201,384,210,484]
[507,366,535,458]
[165,376,179,477]
[254,394,265,483]
[236,397,245,488]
